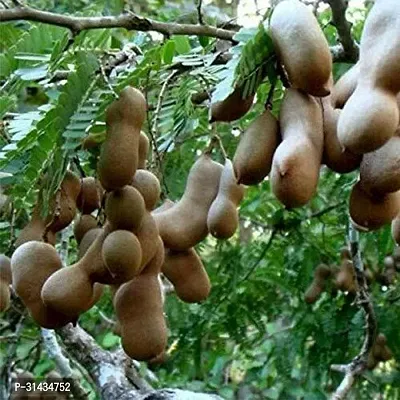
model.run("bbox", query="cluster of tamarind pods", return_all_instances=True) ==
[304,246,398,370]
[1,85,246,362]
[0,0,399,364]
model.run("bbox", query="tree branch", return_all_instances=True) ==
[324,0,359,62]
[330,224,377,400]
[0,4,235,41]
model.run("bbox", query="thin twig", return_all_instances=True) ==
[196,0,204,25]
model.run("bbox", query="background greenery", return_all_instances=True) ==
[0,1,399,399]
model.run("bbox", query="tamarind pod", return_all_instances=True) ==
[0,255,11,312]
[335,259,357,294]
[321,97,362,173]
[162,247,211,303]
[349,182,400,231]
[338,0,400,154]
[11,241,74,328]
[233,110,280,185]
[153,154,224,250]
[45,171,81,233]
[98,87,147,191]
[136,212,160,271]
[15,208,57,248]
[102,230,142,281]
[138,131,150,169]
[73,214,98,244]
[114,238,167,361]
[207,159,245,239]
[270,0,332,97]
[304,264,331,304]
[76,177,102,214]
[359,130,400,196]
[78,228,102,259]
[210,88,254,123]
[270,89,323,208]
[105,185,146,232]
[367,333,393,370]
[331,63,359,109]
[131,170,161,211]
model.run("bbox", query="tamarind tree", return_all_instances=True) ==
[0,0,399,400]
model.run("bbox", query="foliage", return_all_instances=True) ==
[0,1,398,400]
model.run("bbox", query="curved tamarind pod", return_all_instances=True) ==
[338,0,400,154]
[45,171,81,233]
[321,97,361,173]
[270,89,323,208]
[349,182,400,232]
[270,0,332,96]
[304,264,332,304]
[98,87,147,190]
[207,159,245,239]
[233,110,280,185]
[154,154,223,250]
[162,247,211,303]
[76,177,102,215]
[359,130,400,196]
[331,63,359,109]
[367,333,393,370]
[210,88,254,123]
[114,238,167,361]
[11,242,74,328]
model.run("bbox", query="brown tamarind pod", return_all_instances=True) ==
[78,228,102,259]
[270,0,332,97]
[304,264,332,304]
[210,88,254,123]
[114,238,167,361]
[321,97,361,173]
[131,170,161,211]
[138,131,150,169]
[98,87,147,191]
[338,0,400,154]
[359,130,400,196]
[73,214,98,244]
[76,177,102,214]
[11,241,74,328]
[15,207,57,248]
[153,154,224,250]
[41,225,119,318]
[270,89,323,208]
[392,215,400,245]
[102,230,143,281]
[331,63,359,109]
[207,159,245,239]
[136,212,161,271]
[335,259,357,294]
[45,171,81,233]
[233,110,280,185]
[0,254,12,312]
[105,185,146,231]
[349,182,400,231]
[367,333,393,370]
[162,247,211,303]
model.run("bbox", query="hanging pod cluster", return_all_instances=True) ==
[213,0,400,236]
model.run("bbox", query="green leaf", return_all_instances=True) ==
[163,40,176,64]
[172,36,191,54]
